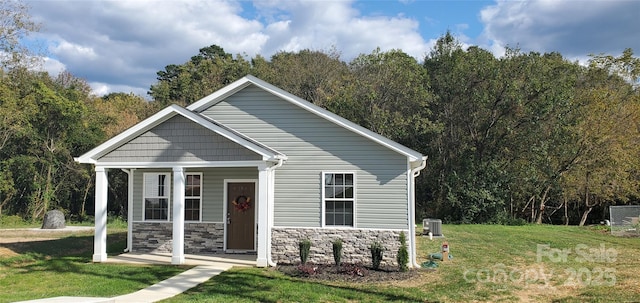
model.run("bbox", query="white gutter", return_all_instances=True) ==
[266,159,284,267]
[409,156,427,268]
[121,168,135,252]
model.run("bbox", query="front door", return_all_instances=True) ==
[226,182,256,251]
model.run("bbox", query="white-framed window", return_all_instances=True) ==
[144,173,170,221]
[322,172,355,227]
[185,173,202,221]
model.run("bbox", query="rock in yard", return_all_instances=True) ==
[42,210,66,229]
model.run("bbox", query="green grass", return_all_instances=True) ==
[0,214,129,228]
[2,224,638,302]
[0,215,39,228]
[164,225,640,303]
[0,229,189,303]
[163,267,435,303]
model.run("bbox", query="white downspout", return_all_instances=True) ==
[121,168,135,253]
[266,158,284,267]
[409,156,427,268]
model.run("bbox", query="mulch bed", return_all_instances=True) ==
[276,263,421,283]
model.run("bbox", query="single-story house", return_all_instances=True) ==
[75,75,426,267]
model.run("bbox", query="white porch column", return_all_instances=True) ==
[256,164,269,267]
[93,167,108,262]
[172,167,185,265]
[124,169,135,253]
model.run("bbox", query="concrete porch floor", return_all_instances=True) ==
[104,252,256,267]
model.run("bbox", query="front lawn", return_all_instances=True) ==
[0,228,188,303]
[165,225,640,303]
[2,224,638,302]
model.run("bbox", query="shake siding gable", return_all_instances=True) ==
[201,85,409,229]
[98,115,261,163]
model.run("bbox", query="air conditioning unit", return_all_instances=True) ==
[423,218,442,237]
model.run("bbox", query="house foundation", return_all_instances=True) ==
[271,227,407,267]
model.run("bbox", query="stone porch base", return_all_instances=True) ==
[132,222,224,254]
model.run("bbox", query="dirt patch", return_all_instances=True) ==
[0,236,58,244]
[0,227,94,257]
[0,246,18,258]
[276,263,422,283]
[0,227,93,243]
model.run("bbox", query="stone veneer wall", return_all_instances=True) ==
[271,227,408,267]
[132,222,224,253]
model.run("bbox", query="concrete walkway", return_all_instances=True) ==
[110,264,232,303]
[14,253,254,303]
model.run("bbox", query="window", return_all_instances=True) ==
[323,172,355,227]
[144,173,170,221]
[185,173,202,221]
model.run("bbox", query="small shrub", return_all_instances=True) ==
[299,238,311,264]
[506,217,527,226]
[370,241,384,270]
[339,263,367,277]
[296,264,319,276]
[397,232,409,272]
[332,238,343,267]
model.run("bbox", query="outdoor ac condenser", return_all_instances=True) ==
[423,218,443,237]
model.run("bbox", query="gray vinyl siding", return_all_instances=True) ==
[98,115,261,163]
[200,85,409,229]
[132,167,257,222]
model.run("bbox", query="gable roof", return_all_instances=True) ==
[187,75,425,162]
[75,104,286,164]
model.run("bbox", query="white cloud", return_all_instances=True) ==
[25,0,431,98]
[257,0,429,59]
[41,56,66,76]
[50,41,98,61]
[88,82,149,99]
[479,0,640,58]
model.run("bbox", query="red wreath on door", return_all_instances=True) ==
[232,195,251,212]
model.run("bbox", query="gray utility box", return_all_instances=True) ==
[423,219,442,236]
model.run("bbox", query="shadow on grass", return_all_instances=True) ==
[0,232,186,287]
[0,232,125,259]
[177,268,437,303]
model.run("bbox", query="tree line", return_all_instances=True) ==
[147,35,640,225]
[0,1,638,225]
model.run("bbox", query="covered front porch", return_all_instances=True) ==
[91,162,280,266]
[74,105,287,267]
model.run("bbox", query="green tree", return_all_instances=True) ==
[255,48,348,107]
[0,70,105,220]
[422,35,514,222]
[422,33,585,223]
[0,164,15,217]
[339,48,434,143]
[561,56,640,226]
[149,45,251,106]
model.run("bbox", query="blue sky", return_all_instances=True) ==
[23,0,640,97]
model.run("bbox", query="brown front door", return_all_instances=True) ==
[226,182,256,251]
